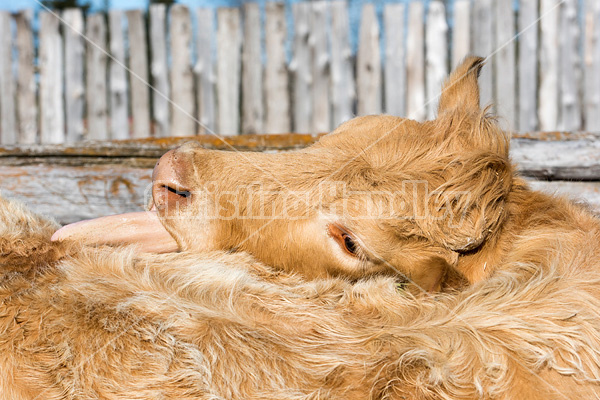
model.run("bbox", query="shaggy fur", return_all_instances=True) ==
[2,196,600,399]
[3,57,600,398]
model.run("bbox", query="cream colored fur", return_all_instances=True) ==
[2,195,600,399]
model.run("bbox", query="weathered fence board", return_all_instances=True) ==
[2,133,600,224]
[472,0,494,109]
[149,4,170,138]
[518,0,539,132]
[584,0,600,132]
[291,2,312,133]
[195,8,216,135]
[170,4,196,136]
[384,3,406,117]
[452,0,471,68]
[495,0,516,130]
[0,12,16,145]
[108,10,129,140]
[127,10,151,139]
[64,9,85,144]
[264,2,291,134]
[559,0,582,131]
[310,1,330,133]
[39,11,65,144]
[406,2,425,121]
[425,1,447,119]
[217,8,242,135]
[14,10,37,144]
[86,13,108,141]
[357,3,382,116]
[242,3,264,135]
[539,0,560,131]
[3,2,600,144]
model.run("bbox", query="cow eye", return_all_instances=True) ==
[328,223,359,257]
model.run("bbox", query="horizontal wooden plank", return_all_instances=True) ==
[0,165,152,224]
[511,137,600,180]
[1,133,600,179]
[0,165,598,226]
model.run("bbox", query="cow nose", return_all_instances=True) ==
[152,149,192,212]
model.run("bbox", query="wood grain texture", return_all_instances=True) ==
[291,2,312,133]
[64,9,85,144]
[170,4,196,136]
[195,8,217,135]
[425,1,448,120]
[495,0,516,130]
[108,10,129,140]
[559,0,582,131]
[39,12,65,144]
[584,0,600,132]
[452,0,470,69]
[14,10,37,144]
[310,1,331,133]
[264,2,291,134]
[384,3,405,117]
[0,12,16,145]
[217,7,242,135]
[472,0,494,109]
[127,10,151,139]
[330,1,355,126]
[241,2,264,135]
[539,0,560,131]
[356,3,382,116]
[149,4,170,138]
[518,0,539,132]
[406,2,425,121]
[86,13,109,141]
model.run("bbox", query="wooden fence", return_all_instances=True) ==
[0,0,598,144]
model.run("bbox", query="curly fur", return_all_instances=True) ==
[2,196,600,399]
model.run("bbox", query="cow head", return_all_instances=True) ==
[53,57,512,293]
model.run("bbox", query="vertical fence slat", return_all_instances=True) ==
[86,13,108,141]
[39,12,64,144]
[310,1,330,133]
[170,4,195,136]
[452,0,470,68]
[242,2,264,134]
[584,0,600,131]
[108,10,129,140]
[518,0,539,132]
[0,12,16,145]
[559,0,581,131]
[539,0,559,131]
[127,10,151,139]
[149,5,169,138]
[63,9,85,143]
[14,10,37,144]
[472,0,494,108]
[357,3,382,116]
[291,2,311,133]
[495,0,516,130]
[384,3,405,117]
[406,2,425,121]
[330,0,354,127]
[425,1,448,119]
[195,8,216,135]
[217,7,242,135]
[264,2,290,134]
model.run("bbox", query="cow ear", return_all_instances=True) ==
[438,56,485,114]
[416,152,512,253]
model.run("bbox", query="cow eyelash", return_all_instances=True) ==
[327,223,364,259]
